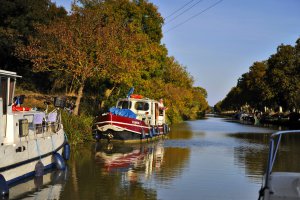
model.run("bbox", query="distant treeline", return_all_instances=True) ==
[215,37,300,113]
[0,0,208,123]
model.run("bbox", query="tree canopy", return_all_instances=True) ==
[216,38,300,113]
[3,0,208,122]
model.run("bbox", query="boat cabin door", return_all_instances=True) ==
[153,102,165,126]
[0,71,19,143]
[0,76,8,143]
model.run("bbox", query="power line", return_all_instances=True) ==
[165,0,195,19]
[165,0,204,25]
[165,0,224,33]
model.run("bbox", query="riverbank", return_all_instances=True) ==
[15,89,206,145]
[217,111,300,129]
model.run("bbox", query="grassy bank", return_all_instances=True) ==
[61,112,94,145]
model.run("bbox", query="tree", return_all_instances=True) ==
[18,7,107,115]
[17,1,164,115]
[237,61,268,110]
[79,0,164,43]
[0,0,67,91]
[265,44,299,110]
[217,37,300,113]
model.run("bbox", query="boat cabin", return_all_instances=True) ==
[0,70,61,146]
[116,96,166,126]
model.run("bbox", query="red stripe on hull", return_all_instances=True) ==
[94,113,166,141]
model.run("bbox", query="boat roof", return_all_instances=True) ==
[118,97,159,103]
[0,69,22,78]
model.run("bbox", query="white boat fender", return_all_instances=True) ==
[35,160,44,177]
[53,153,66,170]
[163,124,167,134]
[34,176,43,190]
[155,126,160,134]
[0,174,9,198]
[63,143,71,160]
[141,128,145,139]
[94,132,101,141]
[52,167,68,184]
[149,128,153,138]
[152,126,156,136]
[163,124,170,134]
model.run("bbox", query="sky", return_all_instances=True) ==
[53,0,300,106]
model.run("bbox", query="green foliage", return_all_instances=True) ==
[62,111,94,145]
[217,37,300,113]
[79,0,164,43]
[4,0,209,145]
[0,0,67,91]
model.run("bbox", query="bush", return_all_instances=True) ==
[62,112,94,145]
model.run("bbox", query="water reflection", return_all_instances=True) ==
[229,133,271,182]
[93,141,190,187]
[20,117,300,200]
[272,133,300,172]
[168,122,194,139]
[9,169,68,200]
[229,132,300,184]
[94,142,165,176]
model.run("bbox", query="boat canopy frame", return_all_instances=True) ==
[263,130,300,193]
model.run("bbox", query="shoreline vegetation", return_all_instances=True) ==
[214,36,300,124]
[5,0,209,144]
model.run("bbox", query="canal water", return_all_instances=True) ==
[10,116,300,200]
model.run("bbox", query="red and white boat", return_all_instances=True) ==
[93,93,169,141]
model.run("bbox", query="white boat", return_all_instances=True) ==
[93,91,170,142]
[258,130,300,200]
[0,70,70,198]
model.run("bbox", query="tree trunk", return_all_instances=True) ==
[100,86,116,110]
[73,84,84,115]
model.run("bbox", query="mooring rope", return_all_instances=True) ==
[35,139,42,160]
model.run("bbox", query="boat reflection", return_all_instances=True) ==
[8,169,68,200]
[94,141,164,179]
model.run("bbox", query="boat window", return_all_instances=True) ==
[0,77,7,114]
[117,101,132,109]
[159,109,164,116]
[134,102,149,111]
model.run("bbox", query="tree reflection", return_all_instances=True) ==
[60,140,190,200]
[229,133,271,182]
[230,132,300,183]
[169,122,193,139]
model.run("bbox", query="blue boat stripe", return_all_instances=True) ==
[0,142,65,173]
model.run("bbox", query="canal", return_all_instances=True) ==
[11,116,300,200]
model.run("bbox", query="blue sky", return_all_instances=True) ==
[53,0,300,106]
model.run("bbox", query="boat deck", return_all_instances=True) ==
[268,172,300,200]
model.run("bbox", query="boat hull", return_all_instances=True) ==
[94,113,169,141]
[0,130,66,185]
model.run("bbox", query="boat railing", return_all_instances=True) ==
[21,110,61,137]
[262,130,300,196]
